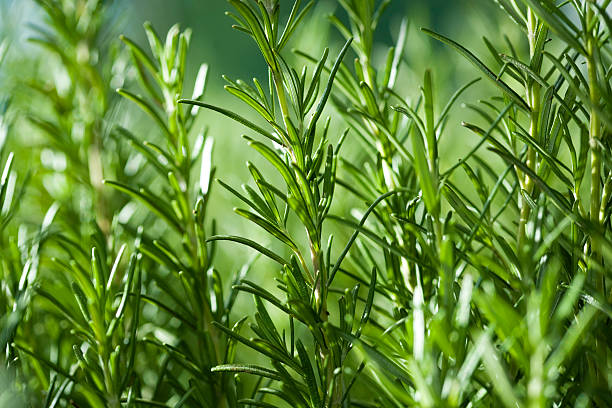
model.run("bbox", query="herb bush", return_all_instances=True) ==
[1,0,611,407]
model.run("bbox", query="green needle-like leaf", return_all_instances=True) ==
[421,28,530,111]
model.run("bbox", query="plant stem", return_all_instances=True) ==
[272,70,297,157]
[314,248,341,407]
[518,8,540,253]
[585,1,606,392]
[586,3,602,264]
[273,71,291,126]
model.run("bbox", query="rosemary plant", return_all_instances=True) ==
[107,22,244,408]
[0,0,610,407]
[26,0,127,233]
[180,1,368,406]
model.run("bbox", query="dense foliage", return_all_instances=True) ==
[1,0,611,407]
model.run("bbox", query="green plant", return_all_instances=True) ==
[180,1,365,405]
[1,36,40,408]
[107,22,246,407]
[1,0,610,407]
[25,0,127,233]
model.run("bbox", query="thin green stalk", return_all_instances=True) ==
[600,173,611,227]
[518,8,541,252]
[272,71,292,137]
[586,2,602,264]
[585,0,606,392]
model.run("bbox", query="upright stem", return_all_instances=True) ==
[312,243,342,407]
[518,9,540,252]
[585,1,606,392]
[586,4,602,263]
[272,48,343,406]
[170,95,227,405]
[273,71,291,127]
